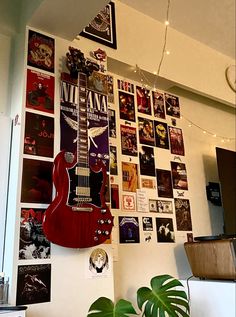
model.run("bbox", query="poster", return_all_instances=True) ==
[120,125,137,156]
[156,169,173,198]
[152,91,165,119]
[87,72,108,94]
[142,217,153,231]
[157,200,173,214]
[169,126,185,156]
[108,108,116,138]
[154,121,169,149]
[119,216,140,243]
[111,184,119,209]
[119,91,135,122]
[139,145,155,176]
[174,198,192,231]
[122,162,139,192]
[109,145,118,175]
[165,93,180,118]
[138,117,155,146]
[171,161,188,190]
[87,248,112,277]
[149,199,158,212]
[136,86,151,115]
[107,75,114,103]
[122,193,136,212]
[156,218,175,243]
[117,79,134,93]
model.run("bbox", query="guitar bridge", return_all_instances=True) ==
[72,206,93,212]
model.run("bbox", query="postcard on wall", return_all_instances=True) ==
[154,121,169,149]
[87,72,108,94]
[157,200,173,214]
[19,208,50,260]
[141,178,156,189]
[117,79,134,93]
[107,75,114,103]
[152,91,165,119]
[120,125,138,156]
[171,161,188,190]
[156,169,173,198]
[111,184,119,209]
[16,264,51,305]
[169,126,185,156]
[142,217,153,231]
[138,117,155,146]
[108,108,116,138]
[174,198,192,231]
[136,189,149,212]
[149,199,158,212]
[136,86,151,115]
[122,193,136,212]
[139,145,155,176]
[156,217,175,243]
[110,145,118,175]
[119,91,135,122]
[119,216,140,243]
[122,162,139,192]
[21,158,53,204]
[26,69,54,113]
[86,247,112,278]
[24,112,54,158]
[27,30,55,73]
[165,93,180,118]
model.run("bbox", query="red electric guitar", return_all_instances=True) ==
[43,49,113,248]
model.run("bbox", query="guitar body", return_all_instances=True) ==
[43,150,113,248]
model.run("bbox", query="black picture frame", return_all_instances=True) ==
[79,2,117,49]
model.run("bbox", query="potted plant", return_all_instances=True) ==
[87,274,190,316]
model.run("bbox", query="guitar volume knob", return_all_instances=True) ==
[103,230,110,236]
[105,219,112,224]
[95,230,102,235]
[98,219,105,225]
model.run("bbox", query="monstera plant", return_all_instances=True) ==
[87,274,190,317]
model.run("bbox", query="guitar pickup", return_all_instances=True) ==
[72,206,93,212]
[75,167,90,176]
[76,187,90,196]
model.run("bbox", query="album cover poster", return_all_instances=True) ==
[19,208,50,260]
[171,161,188,190]
[16,264,51,305]
[165,93,180,118]
[139,145,155,176]
[157,200,173,214]
[142,217,153,231]
[119,216,140,243]
[24,112,54,158]
[152,91,165,119]
[107,75,114,103]
[122,193,136,212]
[87,71,108,94]
[122,162,138,192]
[154,121,169,149]
[149,199,158,212]
[117,79,134,93]
[110,146,118,175]
[21,158,53,204]
[119,91,135,122]
[27,30,54,73]
[156,169,173,198]
[108,109,116,138]
[26,69,54,113]
[169,126,185,156]
[138,117,155,146]
[120,125,138,156]
[156,217,175,243]
[111,184,119,209]
[174,198,192,231]
[136,86,151,115]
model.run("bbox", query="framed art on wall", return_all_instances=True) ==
[80,2,117,49]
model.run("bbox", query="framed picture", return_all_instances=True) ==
[80,2,117,49]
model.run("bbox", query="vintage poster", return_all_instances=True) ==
[156,218,175,243]
[111,184,119,209]
[157,200,173,213]
[16,264,51,305]
[87,71,108,94]
[169,127,185,156]
[109,145,118,175]
[174,198,192,231]
[24,112,54,158]
[122,162,138,192]
[119,216,140,243]
[87,247,112,278]
[149,199,158,212]
[139,145,155,176]
[122,193,136,212]
[26,69,54,113]
[154,121,169,149]
[21,158,53,204]
[107,75,114,103]
[19,208,50,260]
[119,91,135,122]
[142,217,153,231]
[171,161,188,190]
[141,178,156,189]
[136,86,151,115]
[165,93,180,118]
[120,125,138,156]
[27,30,54,73]
[152,91,165,119]
[117,79,134,93]
[108,108,116,138]
[138,117,155,146]
[156,169,173,198]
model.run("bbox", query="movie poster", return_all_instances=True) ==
[122,193,136,212]
[122,162,139,192]
[119,91,135,122]
[27,30,54,73]
[26,69,54,113]
[139,145,155,176]
[107,75,114,103]
[16,264,51,305]
[110,145,118,175]
[111,184,119,209]
[21,159,53,204]
[156,218,175,243]
[152,91,165,119]
[24,112,54,158]
[142,217,153,231]
[171,162,188,190]
[169,127,185,156]
[136,86,151,115]
[108,109,116,138]
[138,117,155,146]
[19,208,50,260]
[165,93,180,118]
[154,121,169,149]
[117,79,134,93]
[174,198,192,231]
[156,169,173,198]
[119,216,140,243]
[157,200,173,214]
[120,125,138,156]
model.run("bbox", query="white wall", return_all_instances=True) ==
[0,33,11,116]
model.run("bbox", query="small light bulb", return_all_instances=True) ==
[188,123,192,127]
[166,50,170,55]
[203,131,206,134]
[153,71,157,75]
[165,21,170,26]
[213,134,217,137]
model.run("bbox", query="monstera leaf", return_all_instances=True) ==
[87,297,138,317]
[137,275,190,317]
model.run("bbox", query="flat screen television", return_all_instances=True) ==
[216,147,236,236]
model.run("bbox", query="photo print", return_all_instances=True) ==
[149,199,158,212]
[141,178,156,189]
[107,75,114,103]
[154,121,169,149]
[169,126,185,156]
[108,108,116,138]
[165,93,180,118]
[157,200,173,214]
[152,91,165,119]
[171,161,188,190]
[117,79,134,93]
[174,198,192,231]
[138,117,155,146]
[156,217,175,243]
[122,162,139,192]
[142,217,153,231]
[88,248,111,277]
[119,216,140,243]
[119,91,135,122]
[120,125,138,156]
[136,86,151,115]
[156,169,173,198]
[122,193,136,212]
[19,208,50,260]
[139,145,155,176]
[109,145,118,175]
